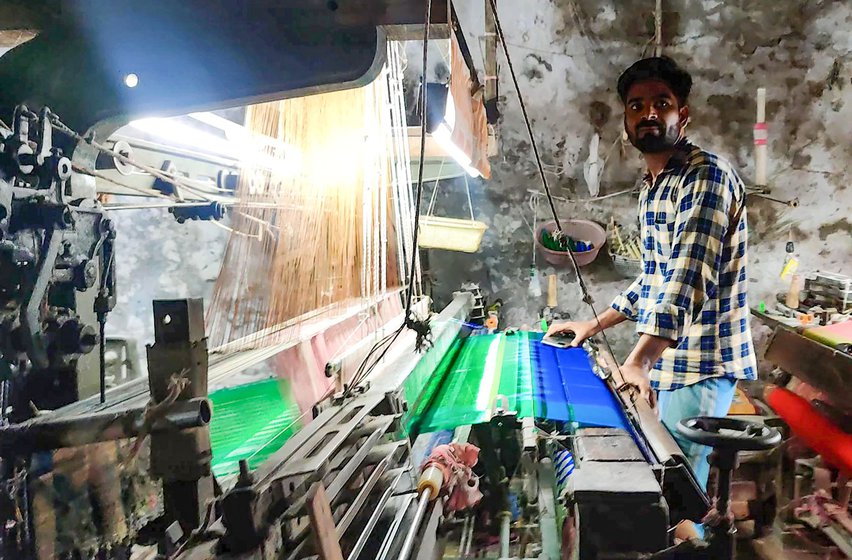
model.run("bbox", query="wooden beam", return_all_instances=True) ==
[0,30,37,49]
[306,482,343,560]
[300,0,451,40]
[0,1,56,32]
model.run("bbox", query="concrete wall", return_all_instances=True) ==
[421,0,852,364]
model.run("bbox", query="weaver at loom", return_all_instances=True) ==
[0,2,796,560]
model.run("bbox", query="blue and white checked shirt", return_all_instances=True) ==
[611,140,757,391]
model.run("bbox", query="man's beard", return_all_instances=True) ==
[627,120,681,154]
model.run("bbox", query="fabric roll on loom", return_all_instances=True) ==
[206,332,636,480]
[405,331,629,437]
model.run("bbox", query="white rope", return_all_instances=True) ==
[463,173,475,221]
[426,158,447,217]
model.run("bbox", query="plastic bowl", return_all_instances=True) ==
[536,219,607,267]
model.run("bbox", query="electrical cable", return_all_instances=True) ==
[402,0,432,321]
[342,326,404,398]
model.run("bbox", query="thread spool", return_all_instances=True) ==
[417,465,444,500]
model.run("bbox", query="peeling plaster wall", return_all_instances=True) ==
[420,0,852,365]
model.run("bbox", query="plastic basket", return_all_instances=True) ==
[418,216,488,253]
[419,159,487,253]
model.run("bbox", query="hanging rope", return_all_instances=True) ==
[397,0,435,354]
[487,0,562,233]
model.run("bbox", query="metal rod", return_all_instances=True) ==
[0,398,212,452]
[463,514,475,556]
[377,493,416,560]
[346,468,407,560]
[746,191,799,207]
[104,201,219,211]
[398,487,432,560]
[284,423,390,519]
[99,318,106,404]
[0,381,7,423]
[526,187,636,204]
[458,515,471,556]
[103,201,293,211]
[109,134,241,170]
[336,454,392,536]
[500,511,511,558]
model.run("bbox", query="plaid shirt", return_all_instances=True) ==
[611,140,757,390]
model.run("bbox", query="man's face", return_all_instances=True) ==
[623,79,688,154]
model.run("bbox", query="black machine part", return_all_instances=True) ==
[676,416,782,560]
[676,417,782,452]
[0,105,115,420]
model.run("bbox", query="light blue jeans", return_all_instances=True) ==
[657,376,737,491]
[658,377,737,538]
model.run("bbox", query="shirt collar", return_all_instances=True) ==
[642,138,695,185]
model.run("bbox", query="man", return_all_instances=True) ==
[547,56,756,490]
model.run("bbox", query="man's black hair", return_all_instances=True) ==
[617,56,693,106]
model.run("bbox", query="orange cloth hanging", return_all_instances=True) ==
[448,31,491,179]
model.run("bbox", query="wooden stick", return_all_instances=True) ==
[306,482,343,560]
[547,274,558,308]
[612,222,625,253]
[755,87,768,187]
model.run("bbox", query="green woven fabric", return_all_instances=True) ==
[409,332,535,434]
[404,337,464,436]
[208,378,302,478]
[515,332,535,418]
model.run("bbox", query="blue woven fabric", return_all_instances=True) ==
[530,334,628,429]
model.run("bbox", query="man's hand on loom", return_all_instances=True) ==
[545,320,596,346]
[618,362,656,408]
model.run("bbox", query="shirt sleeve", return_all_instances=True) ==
[611,273,644,322]
[637,164,734,342]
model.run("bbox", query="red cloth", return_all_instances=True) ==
[421,442,483,512]
[765,386,852,476]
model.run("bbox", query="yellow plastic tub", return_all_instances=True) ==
[418,216,488,253]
